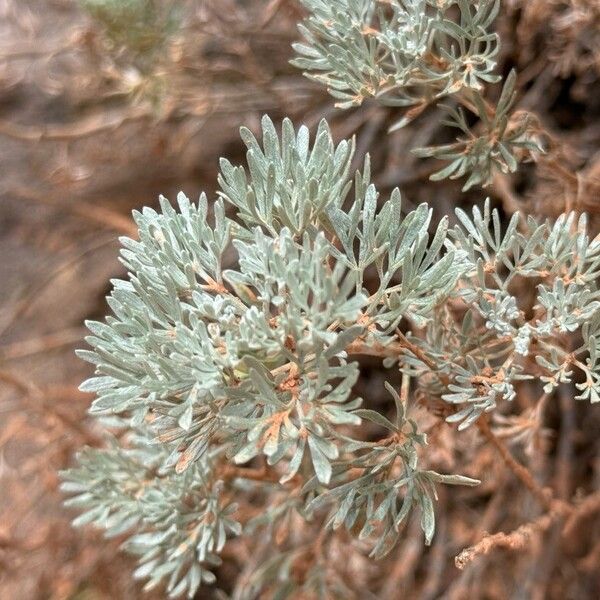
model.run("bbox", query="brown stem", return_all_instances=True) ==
[0,107,150,142]
[345,338,405,358]
[562,490,600,540]
[540,154,578,186]
[10,186,138,237]
[0,370,102,447]
[477,417,553,511]
[455,509,562,570]
[0,326,86,362]
[222,464,279,483]
[221,463,301,486]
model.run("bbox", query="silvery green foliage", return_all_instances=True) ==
[413,71,544,190]
[218,117,355,237]
[74,116,466,485]
[293,0,500,109]
[62,116,474,597]
[62,433,240,598]
[305,383,478,557]
[293,0,543,189]
[62,117,598,598]
[401,201,600,429]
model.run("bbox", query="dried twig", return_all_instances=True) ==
[10,186,138,237]
[0,108,151,143]
[0,235,117,338]
[477,417,554,511]
[0,327,86,362]
[455,509,563,570]
[562,491,600,541]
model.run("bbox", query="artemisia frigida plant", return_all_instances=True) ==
[62,1,600,598]
[62,115,600,599]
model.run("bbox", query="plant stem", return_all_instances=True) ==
[477,417,553,511]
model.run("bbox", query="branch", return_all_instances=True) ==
[455,509,563,570]
[10,186,138,237]
[562,490,600,540]
[477,417,554,511]
[221,463,301,486]
[0,326,86,361]
[0,107,151,142]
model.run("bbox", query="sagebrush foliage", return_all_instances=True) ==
[62,115,600,598]
[50,0,600,597]
[293,0,544,190]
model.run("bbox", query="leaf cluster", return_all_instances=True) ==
[63,117,599,598]
[293,0,544,189]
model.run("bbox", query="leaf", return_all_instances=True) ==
[233,442,259,465]
[324,324,365,358]
[353,409,399,433]
[421,471,480,486]
[420,493,435,545]
[308,436,332,484]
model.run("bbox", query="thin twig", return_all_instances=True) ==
[562,490,600,540]
[0,327,86,361]
[0,370,101,446]
[0,107,151,142]
[0,235,117,338]
[10,186,138,237]
[455,509,563,570]
[221,463,301,486]
[477,417,553,511]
